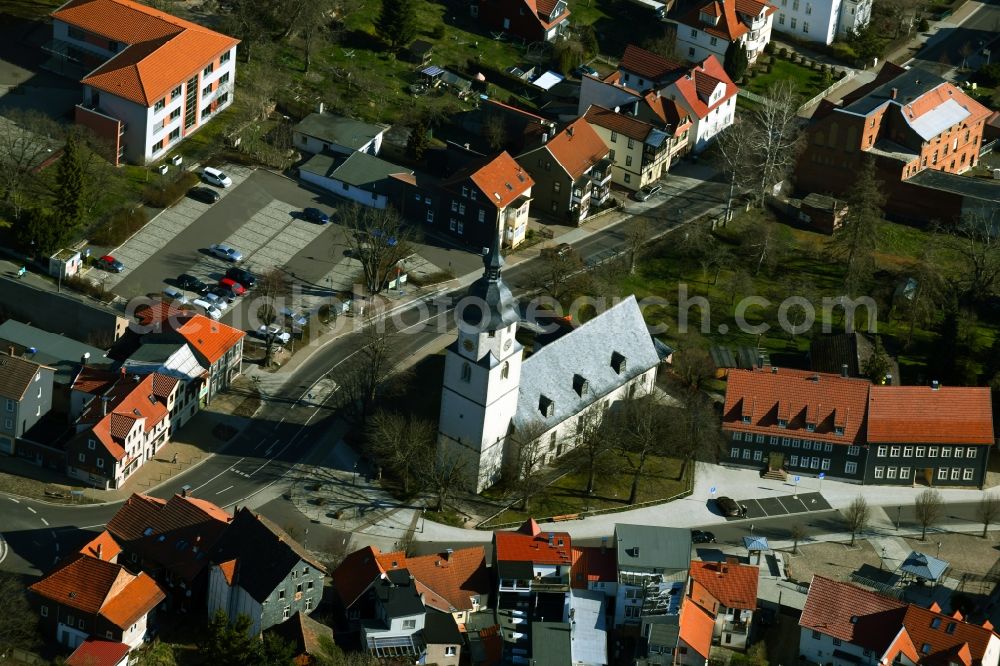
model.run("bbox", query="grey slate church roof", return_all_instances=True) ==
[512,295,660,430]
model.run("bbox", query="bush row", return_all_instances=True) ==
[141,171,200,208]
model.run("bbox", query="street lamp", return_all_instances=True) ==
[353,461,358,486]
[880,546,887,571]
[936,541,942,559]
[896,505,902,531]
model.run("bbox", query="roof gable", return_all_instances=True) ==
[66,638,130,666]
[174,315,244,365]
[332,546,385,609]
[0,352,44,401]
[79,372,178,460]
[539,118,609,180]
[619,44,687,84]
[464,151,535,209]
[800,576,907,649]
[663,56,739,120]
[689,560,759,609]
[374,547,490,613]
[679,597,715,657]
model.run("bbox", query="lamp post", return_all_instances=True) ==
[896,505,902,531]
[353,461,358,486]
[880,547,887,571]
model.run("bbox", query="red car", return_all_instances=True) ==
[218,277,246,296]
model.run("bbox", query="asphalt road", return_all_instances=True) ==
[908,1,1000,75]
[0,170,730,576]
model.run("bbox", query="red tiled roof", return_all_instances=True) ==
[66,638,130,666]
[375,547,490,613]
[679,596,715,657]
[525,0,571,29]
[542,118,609,180]
[79,530,123,562]
[466,151,535,209]
[584,104,654,141]
[644,92,693,135]
[900,604,997,665]
[134,300,193,328]
[689,560,759,610]
[665,56,739,120]
[174,315,244,365]
[867,386,994,445]
[54,0,239,107]
[900,83,992,128]
[79,372,178,460]
[620,44,687,83]
[71,366,119,395]
[331,546,385,609]
[29,556,165,629]
[570,546,617,588]
[494,526,572,564]
[677,0,747,40]
[723,367,871,446]
[799,576,907,650]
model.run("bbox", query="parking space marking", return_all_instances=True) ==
[758,497,790,516]
[728,492,833,520]
[777,496,807,514]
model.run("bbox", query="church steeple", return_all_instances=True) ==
[461,222,519,333]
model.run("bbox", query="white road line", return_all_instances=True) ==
[215,485,234,494]
[0,534,7,566]
[41,518,49,526]
[7,497,19,503]
[79,523,106,530]
[27,506,36,514]
[254,437,267,451]
[191,457,245,493]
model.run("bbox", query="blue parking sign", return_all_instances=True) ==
[710,486,717,494]
[794,475,801,483]
[819,473,825,479]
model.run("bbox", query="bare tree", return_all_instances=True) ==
[672,346,717,391]
[899,241,949,347]
[255,268,292,365]
[336,315,404,425]
[914,489,943,541]
[724,267,754,305]
[341,204,413,297]
[529,248,590,306]
[748,81,803,208]
[576,410,616,495]
[624,218,650,274]
[790,523,807,554]
[843,495,870,546]
[937,211,1000,304]
[740,210,790,277]
[712,118,756,222]
[507,420,551,514]
[665,391,726,479]
[419,453,467,513]
[977,492,1000,538]
[0,110,64,220]
[367,411,435,495]
[609,395,672,505]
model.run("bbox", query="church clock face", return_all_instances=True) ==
[463,339,474,352]
[504,339,512,351]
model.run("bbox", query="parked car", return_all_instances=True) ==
[204,293,229,311]
[208,285,235,303]
[209,244,243,262]
[573,64,599,78]
[715,496,741,517]
[280,307,309,327]
[176,274,208,293]
[97,255,124,272]
[691,529,716,544]
[162,286,188,304]
[259,324,291,344]
[201,166,233,188]
[218,277,247,296]
[191,298,222,320]
[302,207,330,224]
[224,267,256,289]
[540,243,572,258]
[188,186,220,204]
[633,184,663,201]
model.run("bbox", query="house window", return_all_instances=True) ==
[941,447,951,458]
[461,363,471,382]
[743,449,751,459]
[690,29,697,37]
[307,580,314,590]
[710,37,718,46]
[753,450,763,461]
[890,446,900,457]
[87,440,95,450]
[887,467,897,479]
[305,598,313,610]
[627,137,635,150]
[903,446,913,457]
[169,128,180,141]
[97,459,104,468]
[462,186,468,197]
[154,98,166,112]
[900,467,910,480]
[403,619,417,629]
[833,639,842,646]
[220,72,230,85]
[916,447,925,457]
[457,221,464,234]
[874,467,884,479]
[790,17,797,28]
[733,432,743,442]
[688,47,696,57]
[445,647,457,656]
[769,436,779,445]
[877,446,887,457]
[170,108,181,120]
[501,362,510,379]
[610,131,618,143]
[802,440,811,450]
[450,200,458,212]
[803,22,809,32]
[78,453,85,462]
[968,447,977,458]
[78,619,85,629]
[279,589,286,599]
[821,459,831,471]
[824,443,833,453]
[283,606,290,620]
[624,174,631,183]
[755,434,764,443]
[426,210,434,223]
[779,13,785,24]
[625,155,633,167]
[40,605,47,617]
[203,63,214,76]
[835,426,845,435]
[478,209,485,223]
[812,631,821,639]
[951,468,960,480]
[938,467,948,480]
[458,204,465,215]
[553,181,561,192]
[806,3,812,12]
[845,461,858,474]
[954,447,964,459]
[5,400,12,412]
[929,446,938,457]
[848,446,859,456]
[731,447,740,459]
[790,455,799,466]
[608,149,615,160]
[964,468,974,481]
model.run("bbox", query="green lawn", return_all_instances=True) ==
[745,58,828,100]
[0,0,60,19]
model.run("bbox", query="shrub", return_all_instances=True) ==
[977,62,1000,86]
[765,63,773,73]
[764,41,776,55]
[779,47,788,58]
[141,170,200,208]
[65,274,109,301]
[430,23,445,39]
[831,41,857,63]
[90,206,149,246]
[917,17,930,31]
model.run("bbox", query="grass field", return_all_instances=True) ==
[745,57,829,100]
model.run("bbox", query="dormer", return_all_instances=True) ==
[573,374,589,397]
[549,0,568,20]
[776,400,791,427]
[740,397,754,424]
[611,351,627,374]
[804,403,817,431]
[539,395,554,418]
[700,10,720,25]
[833,407,848,435]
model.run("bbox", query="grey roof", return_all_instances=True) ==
[440,70,472,91]
[514,296,660,431]
[423,609,462,645]
[743,536,770,551]
[303,151,409,194]
[0,320,109,386]
[0,353,43,401]
[373,569,426,619]
[906,168,1000,204]
[802,193,845,211]
[531,622,573,664]
[639,615,679,664]
[899,551,949,582]
[615,524,692,571]
[841,67,945,116]
[568,589,607,665]
[461,230,519,331]
[645,128,669,148]
[293,113,387,150]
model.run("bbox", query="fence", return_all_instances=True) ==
[476,470,695,530]
[797,69,857,113]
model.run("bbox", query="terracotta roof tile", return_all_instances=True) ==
[570,546,617,588]
[463,151,535,209]
[66,638,130,666]
[542,118,610,180]
[494,528,572,564]
[375,547,490,613]
[723,367,871,446]
[0,352,44,401]
[665,56,739,119]
[71,366,119,395]
[584,104,654,141]
[79,530,123,562]
[79,373,178,460]
[54,0,238,107]
[867,386,993,445]
[620,44,687,83]
[689,560,759,610]
[99,572,165,628]
[679,596,715,657]
[173,315,244,366]
[799,576,907,650]
[218,558,237,585]
[526,0,571,28]
[901,604,996,664]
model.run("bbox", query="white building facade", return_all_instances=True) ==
[773,0,871,44]
[672,0,776,65]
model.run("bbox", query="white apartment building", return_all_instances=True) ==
[773,0,871,44]
[49,0,239,165]
[672,0,777,65]
[659,56,738,152]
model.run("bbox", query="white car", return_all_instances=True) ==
[204,293,228,311]
[279,307,309,327]
[192,298,222,320]
[209,243,243,262]
[259,324,291,344]
[202,166,233,188]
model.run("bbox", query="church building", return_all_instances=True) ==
[437,228,666,492]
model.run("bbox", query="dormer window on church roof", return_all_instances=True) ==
[539,395,555,418]
[611,351,627,374]
[573,374,589,397]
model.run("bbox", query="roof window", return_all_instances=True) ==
[849,616,858,624]
[778,419,788,428]
[834,426,845,435]
[946,622,956,634]
[931,618,941,629]
[539,395,554,418]
[573,374,589,397]
[921,644,931,654]
[611,351,627,374]
[741,416,751,424]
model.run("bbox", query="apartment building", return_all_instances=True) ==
[672,0,777,65]
[772,0,871,44]
[614,525,692,628]
[0,351,55,458]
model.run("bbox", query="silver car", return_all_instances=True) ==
[209,243,243,262]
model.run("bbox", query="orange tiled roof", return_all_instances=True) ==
[689,560,759,610]
[66,638,130,666]
[29,555,165,629]
[543,118,610,181]
[900,604,997,665]
[723,367,871,446]
[71,366,119,396]
[80,372,178,460]
[463,151,534,210]
[584,104,654,141]
[174,315,244,365]
[54,0,239,107]
[620,44,686,83]
[799,576,907,650]
[666,56,739,120]
[570,546,617,588]
[525,0,571,28]
[79,530,123,562]
[494,519,572,564]
[644,92,693,135]
[679,596,715,658]
[867,386,993,445]
[375,547,490,613]
[677,0,748,40]
[332,546,385,609]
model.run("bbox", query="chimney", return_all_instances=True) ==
[316,101,324,114]
[566,125,574,137]
[931,380,940,390]
[445,548,453,561]
[181,486,187,498]
[101,396,109,417]
[120,366,126,377]
[890,88,898,100]
[600,536,607,553]
[541,131,549,143]
[7,346,13,357]
[771,366,778,374]
[96,543,103,560]
[841,363,849,378]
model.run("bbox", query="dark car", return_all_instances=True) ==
[715,496,741,517]
[633,184,663,201]
[691,529,716,544]
[188,186,220,204]
[97,255,124,272]
[225,267,256,289]
[208,285,236,303]
[176,274,208,293]
[540,242,572,259]
[302,207,330,224]
[573,64,599,78]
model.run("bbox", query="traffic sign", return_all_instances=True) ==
[818,473,825,479]
[709,486,717,494]
[794,475,801,483]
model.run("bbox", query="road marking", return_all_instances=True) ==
[41,518,49,526]
[27,506,36,514]
[254,437,267,451]
[0,534,7,566]
[215,485,233,494]
[7,497,19,503]
[191,457,245,493]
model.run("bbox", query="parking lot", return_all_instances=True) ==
[723,492,833,521]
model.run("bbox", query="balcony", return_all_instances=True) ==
[498,575,570,592]
[722,619,750,635]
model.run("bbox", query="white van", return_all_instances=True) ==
[163,286,188,304]
[202,166,233,188]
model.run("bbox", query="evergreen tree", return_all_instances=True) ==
[405,118,429,160]
[14,207,62,256]
[827,157,884,297]
[376,0,417,49]
[198,611,263,666]
[260,633,296,666]
[52,133,85,232]
[862,336,893,383]
[723,40,749,81]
